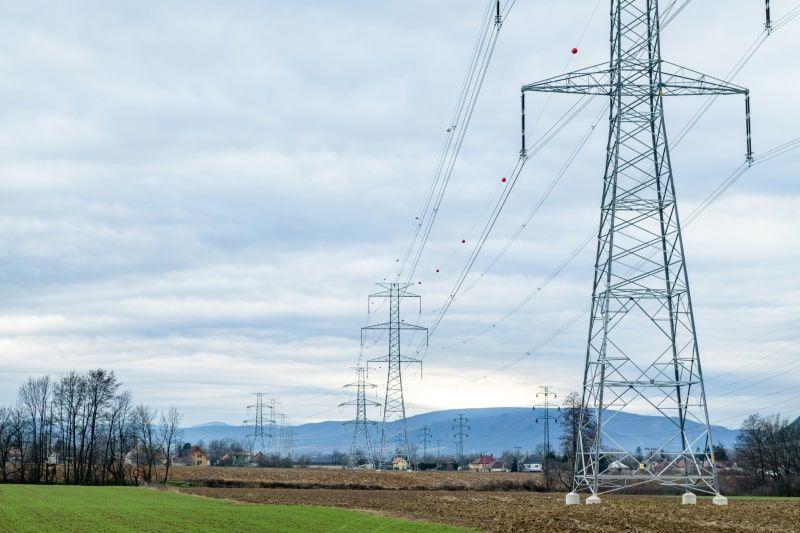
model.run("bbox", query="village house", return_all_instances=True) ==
[391,456,409,471]
[174,445,210,467]
[468,454,506,472]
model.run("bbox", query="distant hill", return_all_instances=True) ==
[180,407,740,456]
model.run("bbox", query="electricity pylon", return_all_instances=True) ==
[277,413,295,459]
[418,425,432,459]
[363,283,428,461]
[452,414,470,463]
[521,0,752,503]
[533,386,559,486]
[340,366,380,468]
[245,393,274,453]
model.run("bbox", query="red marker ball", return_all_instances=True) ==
[571,47,578,54]
[436,268,440,273]
[501,177,507,183]
[461,239,466,244]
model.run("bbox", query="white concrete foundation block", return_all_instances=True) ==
[682,492,697,505]
[712,494,728,506]
[586,494,602,505]
[565,492,580,505]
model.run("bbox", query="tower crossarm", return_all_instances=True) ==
[522,62,747,97]
[367,355,421,365]
[657,62,748,96]
[522,63,611,95]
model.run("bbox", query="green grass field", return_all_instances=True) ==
[0,485,474,533]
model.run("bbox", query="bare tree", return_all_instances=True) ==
[133,404,158,484]
[558,391,596,490]
[160,407,183,483]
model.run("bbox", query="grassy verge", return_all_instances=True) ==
[0,485,475,533]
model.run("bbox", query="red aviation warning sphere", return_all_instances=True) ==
[461,239,466,244]
[501,177,507,183]
[436,268,440,273]
[571,47,578,54]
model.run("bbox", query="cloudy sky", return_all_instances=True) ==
[0,1,797,428]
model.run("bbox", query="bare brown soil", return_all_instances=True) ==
[167,466,545,491]
[177,488,800,532]
[168,468,800,532]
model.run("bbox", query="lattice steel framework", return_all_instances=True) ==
[522,0,751,497]
[340,366,380,468]
[244,392,274,453]
[363,283,428,459]
[452,414,470,463]
[533,386,559,483]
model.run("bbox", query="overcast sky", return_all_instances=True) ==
[0,1,797,428]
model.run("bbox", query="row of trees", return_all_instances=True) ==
[734,414,800,496]
[0,369,183,485]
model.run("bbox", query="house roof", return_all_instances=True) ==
[471,454,496,465]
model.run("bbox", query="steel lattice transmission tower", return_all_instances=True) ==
[418,425,432,459]
[363,283,428,460]
[340,366,380,468]
[521,0,752,504]
[533,386,559,485]
[452,414,470,463]
[244,393,274,453]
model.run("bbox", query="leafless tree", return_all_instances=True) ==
[160,407,183,483]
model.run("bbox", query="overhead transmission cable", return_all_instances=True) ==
[397,0,519,283]
[412,0,695,354]
[459,134,800,383]
[433,5,798,355]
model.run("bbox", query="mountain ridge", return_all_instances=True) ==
[180,407,740,455]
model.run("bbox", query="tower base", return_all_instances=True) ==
[682,492,697,505]
[565,492,580,505]
[712,494,728,506]
[586,494,602,505]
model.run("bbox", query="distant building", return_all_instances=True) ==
[391,456,410,470]
[469,454,505,472]
[124,447,167,467]
[521,463,542,472]
[220,451,253,467]
[175,446,210,467]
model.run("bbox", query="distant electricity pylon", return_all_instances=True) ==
[244,392,274,453]
[521,0,752,505]
[340,366,380,468]
[533,386,559,484]
[363,282,428,460]
[452,414,470,463]
[418,425,432,458]
[277,413,295,459]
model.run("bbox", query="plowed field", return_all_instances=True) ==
[177,488,800,532]
[170,468,800,532]
[168,466,545,491]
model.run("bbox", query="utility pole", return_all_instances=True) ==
[533,386,559,486]
[418,425,432,459]
[521,0,752,505]
[452,414,470,464]
[340,366,380,468]
[436,439,442,459]
[513,446,522,472]
[244,393,274,453]
[363,283,428,461]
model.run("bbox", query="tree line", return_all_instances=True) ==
[0,369,182,485]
